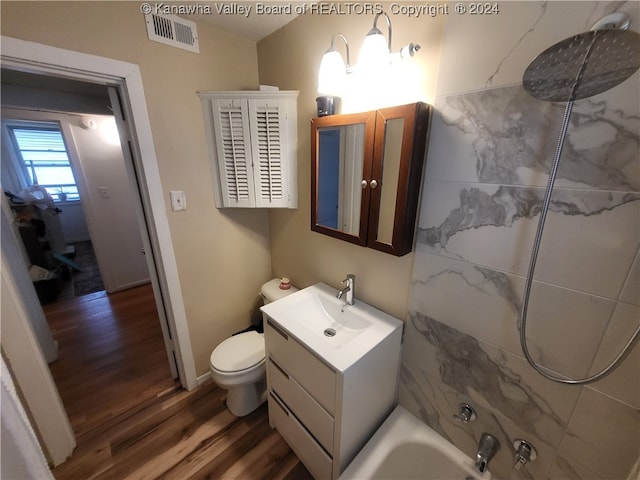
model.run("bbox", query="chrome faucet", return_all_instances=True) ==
[336,274,355,306]
[475,433,499,473]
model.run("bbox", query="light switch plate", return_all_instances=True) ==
[170,190,187,211]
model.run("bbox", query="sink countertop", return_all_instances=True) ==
[260,282,403,373]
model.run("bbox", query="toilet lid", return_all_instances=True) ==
[210,331,265,372]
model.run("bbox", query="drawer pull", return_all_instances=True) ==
[270,357,289,380]
[267,319,289,340]
[269,392,289,416]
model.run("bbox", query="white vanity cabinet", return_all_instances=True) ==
[198,90,298,209]
[263,312,403,480]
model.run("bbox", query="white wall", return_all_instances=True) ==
[67,113,150,292]
[57,201,90,242]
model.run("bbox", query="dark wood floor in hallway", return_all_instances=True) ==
[43,284,311,479]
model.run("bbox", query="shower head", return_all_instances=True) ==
[523,28,640,102]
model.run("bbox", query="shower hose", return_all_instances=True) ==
[519,97,640,385]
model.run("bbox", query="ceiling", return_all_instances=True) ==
[185,8,298,42]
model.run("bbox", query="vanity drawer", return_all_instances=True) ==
[268,357,334,452]
[265,318,336,413]
[269,392,333,480]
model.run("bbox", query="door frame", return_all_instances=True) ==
[1,35,197,461]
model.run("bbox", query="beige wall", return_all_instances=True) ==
[1,1,273,375]
[257,13,444,319]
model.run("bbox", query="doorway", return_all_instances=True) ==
[1,35,197,465]
[0,70,178,434]
[1,70,151,302]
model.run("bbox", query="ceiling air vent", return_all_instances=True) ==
[144,13,199,53]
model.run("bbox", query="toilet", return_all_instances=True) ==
[209,278,297,417]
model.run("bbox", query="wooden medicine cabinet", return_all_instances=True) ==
[311,102,430,256]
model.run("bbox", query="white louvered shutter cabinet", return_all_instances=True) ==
[199,91,298,208]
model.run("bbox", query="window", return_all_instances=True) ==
[7,124,79,202]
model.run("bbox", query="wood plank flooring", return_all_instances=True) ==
[43,284,312,479]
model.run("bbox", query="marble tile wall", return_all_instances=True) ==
[398,2,640,479]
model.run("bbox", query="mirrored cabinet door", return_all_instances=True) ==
[311,102,430,256]
[373,116,404,245]
[368,103,430,255]
[311,111,376,245]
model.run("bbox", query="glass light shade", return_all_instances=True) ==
[318,49,347,95]
[357,29,389,72]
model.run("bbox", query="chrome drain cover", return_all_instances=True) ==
[324,328,336,337]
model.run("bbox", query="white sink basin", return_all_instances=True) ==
[261,283,403,372]
[292,286,373,345]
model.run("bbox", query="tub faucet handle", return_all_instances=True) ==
[513,439,537,470]
[453,403,476,423]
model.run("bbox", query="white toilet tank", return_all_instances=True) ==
[261,278,298,304]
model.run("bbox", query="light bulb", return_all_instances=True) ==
[318,49,347,95]
[358,29,389,73]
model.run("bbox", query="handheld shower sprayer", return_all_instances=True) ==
[519,14,640,385]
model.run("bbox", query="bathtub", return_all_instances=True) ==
[340,405,491,480]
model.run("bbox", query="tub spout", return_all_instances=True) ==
[475,433,499,473]
[475,455,488,474]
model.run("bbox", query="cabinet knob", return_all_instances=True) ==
[361,180,368,189]
[370,179,378,189]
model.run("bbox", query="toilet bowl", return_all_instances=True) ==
[210,330,267,417]
[209,278,298,417]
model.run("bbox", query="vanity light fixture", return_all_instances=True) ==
[317,11,421,97]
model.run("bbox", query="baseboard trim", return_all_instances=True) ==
[108,279,151,294]
[196,371,213,388]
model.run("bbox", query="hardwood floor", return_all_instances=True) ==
[43,284,312,479]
